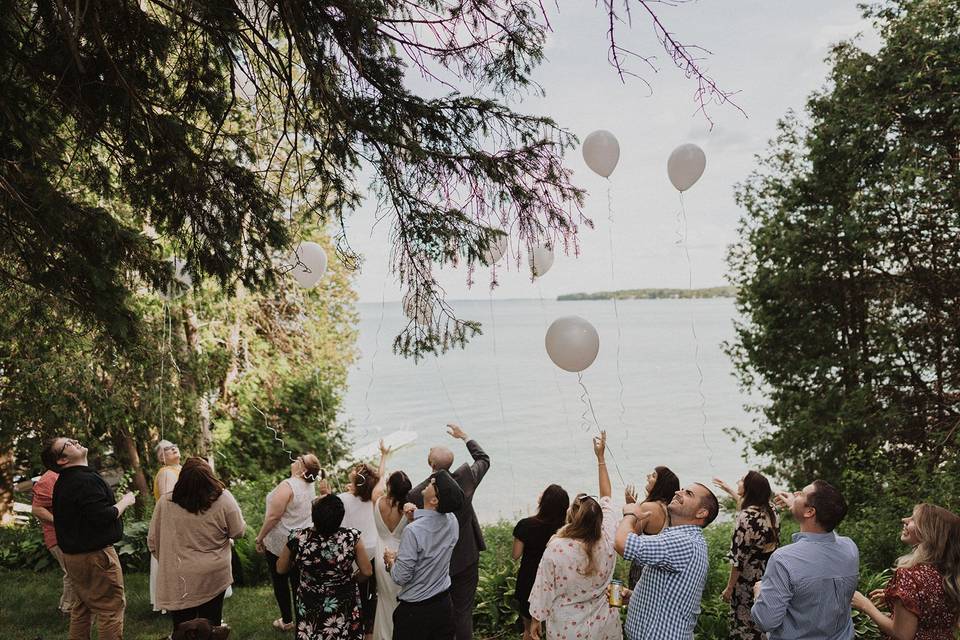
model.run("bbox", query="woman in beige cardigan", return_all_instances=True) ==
[148,457,246,633]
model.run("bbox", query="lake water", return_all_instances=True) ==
[343,298,759,523]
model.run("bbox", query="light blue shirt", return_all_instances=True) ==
[390,509,459,603]
[623,525,709,640]
[751,531,859,640]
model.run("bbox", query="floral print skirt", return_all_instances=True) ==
[296,581,362,640]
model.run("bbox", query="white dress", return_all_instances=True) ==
[372,497,408,640]
[528,496,622,640]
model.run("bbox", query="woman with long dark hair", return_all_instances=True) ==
[512,484,571,640]
[371,470,413,640]
[625,465,680,588]
[715,470,779,640]
[852,504,960,640]
[278,494,374,640]
[527,433,621,640]
[338,441,390,640]
[148,457,246,633]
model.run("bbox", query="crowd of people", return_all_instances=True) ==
[29,425,960,640]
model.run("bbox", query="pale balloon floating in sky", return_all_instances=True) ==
[667,143,707,192]
[545,315,600,373]
[582,130,620,178]
[288,241,328,288]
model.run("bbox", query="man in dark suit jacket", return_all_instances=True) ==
[408,423,491,640]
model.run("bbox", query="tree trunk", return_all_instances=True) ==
[113,428,150,514]
[181,305,213,466]
[0,449,14,525]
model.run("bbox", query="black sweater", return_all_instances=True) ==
[52,465,123,554]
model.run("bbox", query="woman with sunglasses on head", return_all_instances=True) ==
[624,466,680,589]
[371,470,413,640]
[851,504,960,640]
[338,440,391,640]
[150,440,182,613]
[528,432,622,640]
[255,454,325,632]
[713,471,779,640]
[512,484,570,640]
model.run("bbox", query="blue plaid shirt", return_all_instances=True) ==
[623,525,709,640]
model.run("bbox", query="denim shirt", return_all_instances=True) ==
[751,531,859,640]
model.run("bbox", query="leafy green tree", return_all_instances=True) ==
[1,0,737,357]
[728,0,960,566]
[0,228,355,513]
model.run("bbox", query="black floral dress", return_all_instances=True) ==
[288,527,363,640]
[728,506,779,640]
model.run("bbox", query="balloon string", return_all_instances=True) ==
[489,293,517,505]
[159,303,166,444]
[538,283,575,464]
[360,268,391,441]
[577,372,626,486]
[315,377,343,494]
[435,356,463,426]
[678,192,715,469]
[606,180,629,448]
[252,402,296,463]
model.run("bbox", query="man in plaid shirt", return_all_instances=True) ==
[614,482,720,640]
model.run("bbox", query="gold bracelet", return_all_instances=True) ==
[598,462,606,466]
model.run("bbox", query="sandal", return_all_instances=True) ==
[272,619,295,632]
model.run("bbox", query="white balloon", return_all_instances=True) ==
[482,235,509,266]
[582,130,620,178]
[529,245,555,278]
[545,315,600,373]
[161,257,192,300]
[402,289,432,325]
[667,143,706,192]
[288,241,328,288]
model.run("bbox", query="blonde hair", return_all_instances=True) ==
[155,440,175,463]
[299,454,322,483]
[555,495,604,577]
[896,503,960,609]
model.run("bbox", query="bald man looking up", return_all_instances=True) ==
[408,423,491,640]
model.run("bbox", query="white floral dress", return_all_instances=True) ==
[528,496,622,640]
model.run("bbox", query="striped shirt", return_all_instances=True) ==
[751,531,859,640]
[623,524,709,640]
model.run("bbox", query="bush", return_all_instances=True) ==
[475,521,521,639]
[0,524,51,572]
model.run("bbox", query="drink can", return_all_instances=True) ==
[608,579,623,607]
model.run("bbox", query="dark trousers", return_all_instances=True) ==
[450,563,479,640]
[393,591,454,640]
[170,591,225,631]
[265,550,299,624]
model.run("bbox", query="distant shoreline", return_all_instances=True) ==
[557,286,736,301]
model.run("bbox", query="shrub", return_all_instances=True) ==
[0,524,51,572]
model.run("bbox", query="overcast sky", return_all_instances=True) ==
[340,2,881,303]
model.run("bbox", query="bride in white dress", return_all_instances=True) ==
[372,470,413,640]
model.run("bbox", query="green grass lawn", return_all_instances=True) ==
[0,571,285,640]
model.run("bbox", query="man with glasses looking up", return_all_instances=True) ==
[43,437,136,640]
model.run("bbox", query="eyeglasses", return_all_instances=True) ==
[57,439,79,459]
[575,493,600,505]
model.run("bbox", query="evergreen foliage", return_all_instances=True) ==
[728,0,960,558]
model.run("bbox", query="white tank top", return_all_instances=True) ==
[263,477,315,556]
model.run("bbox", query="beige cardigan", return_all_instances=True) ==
[148,490,246,610]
